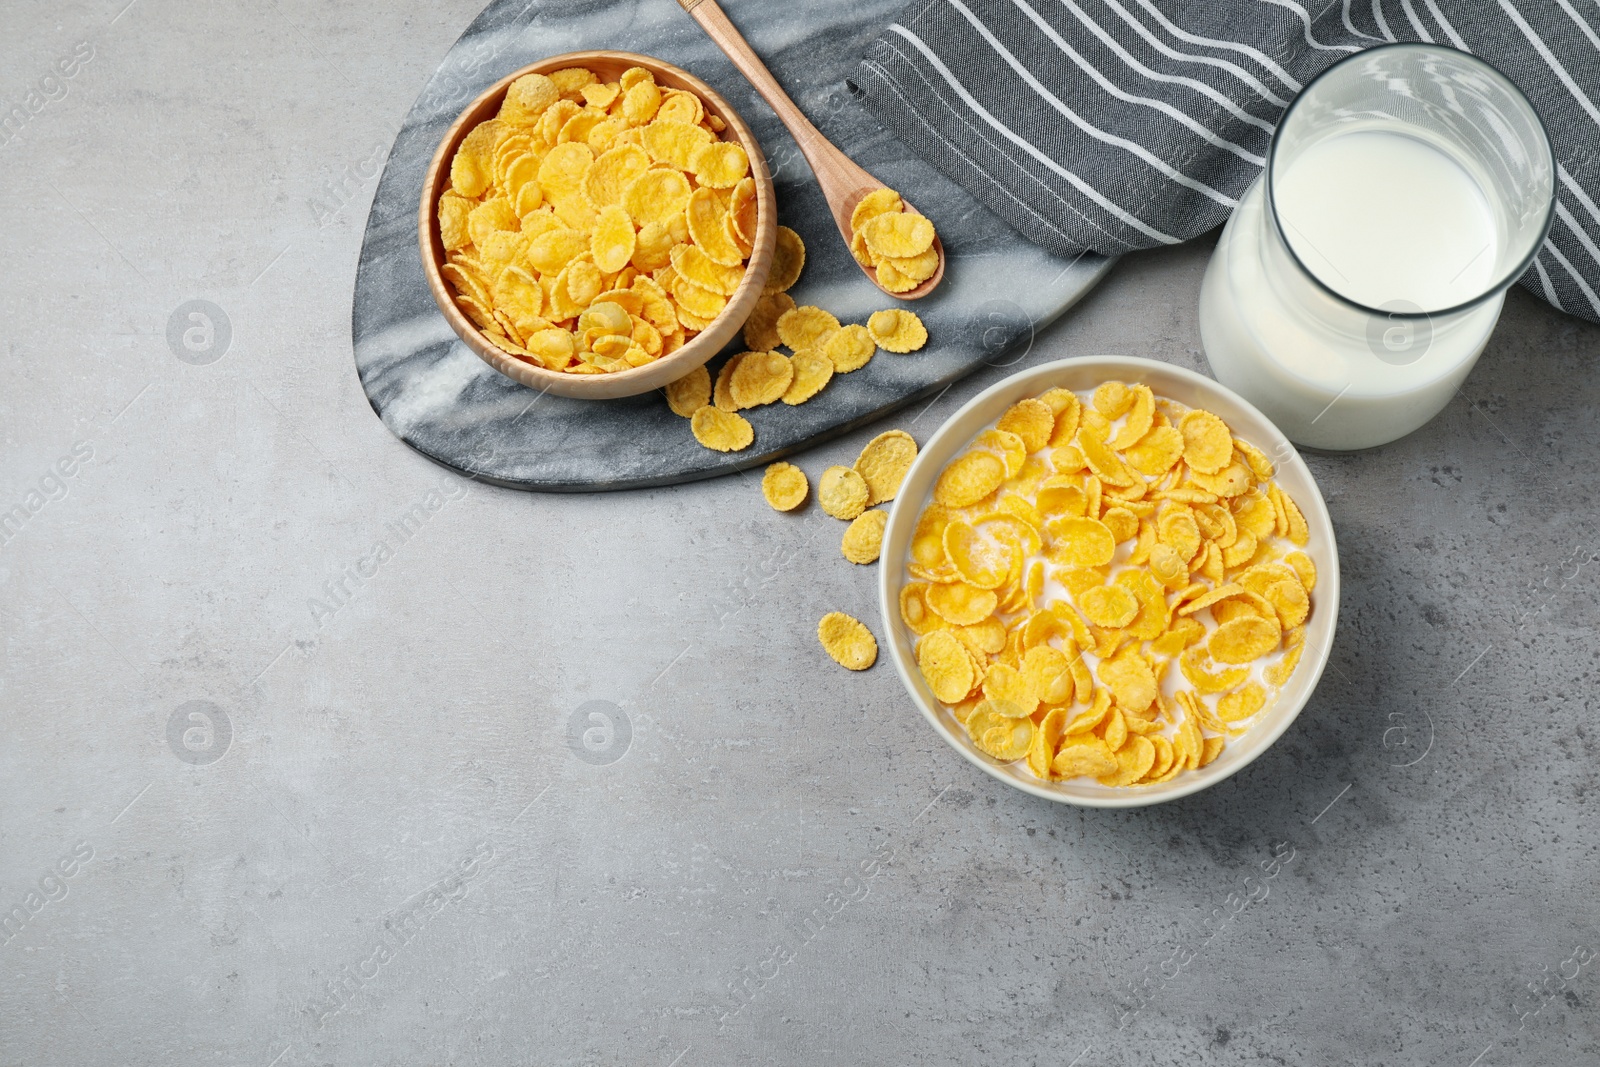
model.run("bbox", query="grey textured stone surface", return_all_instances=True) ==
[353,0,1109,490]
[1,2,1598,1066]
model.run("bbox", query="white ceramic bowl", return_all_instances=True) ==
[879,356,1340,807]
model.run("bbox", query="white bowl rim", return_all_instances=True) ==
[878,356,1341,809]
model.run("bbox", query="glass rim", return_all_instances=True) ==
[1265,42,1556,321]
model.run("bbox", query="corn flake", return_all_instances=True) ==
[900,583,939,635]
[934,451,1006,508]
[824,324,876,373]
[1049,516,1116,568]
[1179,410,1233,474]
[689,405,753,452]
[996,398,1055,454]
[926,582,998,626]
[819,465,870,520]
[761,462,808,512]
[1078,585,1138,628]
[687,140,749,188]
[1217,683,1266,723]
[819,612,878,671]
[766,226,806,293]
[743,291,794,352]
[918,630,976,702]
[842,510,888,564]
[855,430,918,505]
[664,364,710,417]
[1053,736,1118,779]
[777,305,841,351]
[1209,615,1282,664]
[974,717,1035,761]
[862,211,935,259]
[729,351,793,408]
[867,309,928,353]
[850,188,902,233]
[782,350,834,405]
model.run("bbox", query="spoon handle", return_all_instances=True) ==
[679,0,879,204]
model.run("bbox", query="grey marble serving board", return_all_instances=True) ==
[351,0,1113,491]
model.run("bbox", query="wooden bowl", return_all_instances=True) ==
[418,50,777,400]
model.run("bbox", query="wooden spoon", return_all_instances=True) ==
[679,0,946,300]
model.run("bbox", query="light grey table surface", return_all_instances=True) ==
[3,3,1598,1066]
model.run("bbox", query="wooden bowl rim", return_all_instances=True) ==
[417,49,777,400]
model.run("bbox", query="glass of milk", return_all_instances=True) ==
[1200,44,1554,450]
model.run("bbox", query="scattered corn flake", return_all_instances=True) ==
[819,465,870,520]
[782,350,834,405]
[841,510,888,564]
[867,309,928,353]
[761,462,808,512]
[819,612,878,670]
[689,405,753,452]
[854,430,918,505]
[709,353,742,410]
[777,305,841,351]
[664,364,711,417]
[729,351,793,409]
[823,324,876,373]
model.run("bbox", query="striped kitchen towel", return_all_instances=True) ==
[855,0,1600,323]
